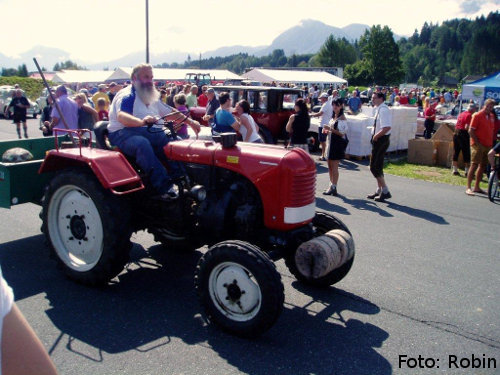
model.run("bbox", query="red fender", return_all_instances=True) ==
[39,148,144,194]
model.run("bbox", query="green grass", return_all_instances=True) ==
[384,158,488,190]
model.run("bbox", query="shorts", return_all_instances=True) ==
[318,127,327,143]
[470,143,489,166]
[13,113,27,123]
[452,130,470,163]
[370,135,390,178]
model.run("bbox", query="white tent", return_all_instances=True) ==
[105,67,242,83]
[51,70,112,84]
[242,68,347,87]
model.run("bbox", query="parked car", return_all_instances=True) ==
[0,86,41,119]
[36,86,78,112]
[359,90,370,104]
[185,72,211,87]
[189,85,304,146]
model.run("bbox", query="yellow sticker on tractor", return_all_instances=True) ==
[226,156,239,164]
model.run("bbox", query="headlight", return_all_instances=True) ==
[189,185,206,201]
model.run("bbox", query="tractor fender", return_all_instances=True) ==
[39,148,144,195]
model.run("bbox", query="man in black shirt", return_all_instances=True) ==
[6,89,30,139]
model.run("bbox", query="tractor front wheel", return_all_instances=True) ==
[195,240,284,337]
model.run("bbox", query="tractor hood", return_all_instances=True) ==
[166,139,316,230]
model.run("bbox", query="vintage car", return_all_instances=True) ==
[189,85,308,146]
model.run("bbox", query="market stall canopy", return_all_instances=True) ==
[51,70,112,84]
[461,71,500,105]
[242,68,347,86]
[105,68,242,83]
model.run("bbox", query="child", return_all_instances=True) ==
[97,98,109,121]
[173,93,190,139]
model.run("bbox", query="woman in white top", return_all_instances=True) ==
[235,100,263,143]
[322,98,348,196]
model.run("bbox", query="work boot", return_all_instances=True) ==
[374,191,392,202]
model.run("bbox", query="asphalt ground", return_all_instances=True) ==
[0,116,499,374]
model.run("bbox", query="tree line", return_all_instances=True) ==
[161,11,499,87]
[2,12,498,87]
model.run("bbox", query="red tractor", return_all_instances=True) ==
[2,125,354,337]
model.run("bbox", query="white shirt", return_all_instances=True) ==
[328,118,348,136]
[239,113,262,143]
[0,267,14,372]
[373,103,391,135]
[108,86,131,133]
[108,86,173,133]
[319,101,333,126]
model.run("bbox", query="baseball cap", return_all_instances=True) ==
[319,93,328,99]
[206,88,215,94]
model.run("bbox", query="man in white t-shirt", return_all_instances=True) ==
[367,92,392,202]
[108,63,200,200]
[311,93,333,160]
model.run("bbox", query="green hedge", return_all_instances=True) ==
[0,77,53,100]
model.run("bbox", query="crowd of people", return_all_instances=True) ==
[8,76,500,200]
[283,83,499,200]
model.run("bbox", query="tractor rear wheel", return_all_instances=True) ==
[41,168,132,286]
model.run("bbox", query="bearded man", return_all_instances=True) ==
[108,63,200,199]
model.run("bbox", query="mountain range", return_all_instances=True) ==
[1,20,388,72]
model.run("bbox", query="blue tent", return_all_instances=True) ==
[462,71,500,104]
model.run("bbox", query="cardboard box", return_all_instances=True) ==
[408,138,461,167]
[434,140,452,167]
[432,123,454,141]
[408,139,435,165]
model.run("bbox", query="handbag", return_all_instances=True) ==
[333,119,349,148]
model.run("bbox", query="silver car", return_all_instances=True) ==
[0,86,41,119]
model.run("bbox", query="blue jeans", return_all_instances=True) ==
[108,127,173,194]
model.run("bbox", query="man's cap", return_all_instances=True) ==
[109,82,117,87]
[206,88,215,94]
[319,93,328,99]
[98,83,107,89]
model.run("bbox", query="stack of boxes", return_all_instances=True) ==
[408,123,462,167]
[345,106,418,157]
[345,114,373,157]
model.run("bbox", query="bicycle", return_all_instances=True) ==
[488,151,499,202]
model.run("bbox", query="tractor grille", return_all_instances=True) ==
[289,170,316,206]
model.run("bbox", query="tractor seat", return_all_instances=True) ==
[93,121,115,150]
[93,121,143,173]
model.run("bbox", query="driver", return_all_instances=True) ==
[108,63,201,200]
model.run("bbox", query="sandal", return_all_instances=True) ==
[465,189,475,196]
[473,189,486,194]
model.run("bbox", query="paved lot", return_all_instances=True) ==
[0,120,499,374]
[0,116,43,140]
